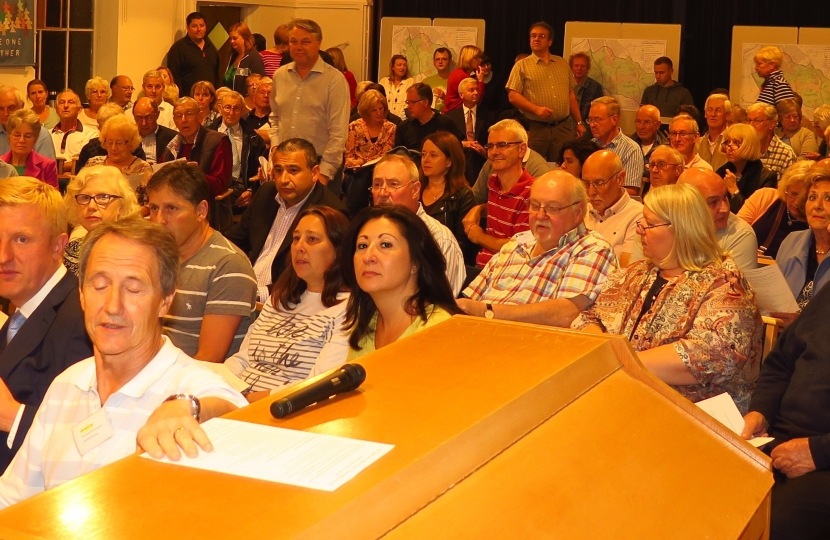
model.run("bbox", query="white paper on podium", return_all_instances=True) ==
[742,264,799,315]
[141,418,394,491]
[695,393,773,448]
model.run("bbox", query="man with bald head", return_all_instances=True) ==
[582,150,643,267]
[668,115,712,171]
[631,105,668,186]
[0,86,56,159]
[458,169,616,327]
[678,168,758,272]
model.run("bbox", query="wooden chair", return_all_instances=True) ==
[757,255,775,267]
[761,316,783,363]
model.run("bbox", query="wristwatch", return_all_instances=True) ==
[576,120,585,126]
[484,303,495,319]
[164,394,201,422]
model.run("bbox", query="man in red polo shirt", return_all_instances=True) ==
[463,119,535,268]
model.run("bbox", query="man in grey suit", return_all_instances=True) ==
[0,177,92,472]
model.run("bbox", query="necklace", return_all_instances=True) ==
[423,182,445,206]
[818,249,827,256]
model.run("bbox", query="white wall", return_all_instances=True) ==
[0,66,35,94]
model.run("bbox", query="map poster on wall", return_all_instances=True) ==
[741,43,830,120]
[0,0,34,66]
[391,26,478,83]
[570,38,667,112]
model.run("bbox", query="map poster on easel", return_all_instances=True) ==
[570,37,667,112]
[391,26,478,83]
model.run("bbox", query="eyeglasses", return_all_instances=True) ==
[221,105,243,112]
[721,138,742,148]
[484,141,523,152]
[668,131,696,138]
[648,160,680,169]
[747,118,770,126]
[581,171,618,190]
[586,116,612,124]
[636,219,671,233]
[529,200,580,216]
[173,111,198,120]
[704,107,725,114]
[75,193,122,207]
[370,180,413,193]
[113,85,135,92]
[404,99,426,105]
[102,139,128,148]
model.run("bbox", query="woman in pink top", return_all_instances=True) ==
[443,45,485,113]
[0,109,57,188]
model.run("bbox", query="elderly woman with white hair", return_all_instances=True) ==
[716,123,778,213]
[805,104,830,161]
[755,45,795,107]
[82,114,152,204]
[78,76,110,130]
[62,165,139,274]
[573,183,763,413]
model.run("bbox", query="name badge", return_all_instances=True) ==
[72,408,114,456]
[237,68,251,77]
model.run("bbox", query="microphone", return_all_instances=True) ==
[270,364,366,419]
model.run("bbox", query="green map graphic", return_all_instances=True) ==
[741,43,830,120]
[571,38,667,111]
[391,26,477,83]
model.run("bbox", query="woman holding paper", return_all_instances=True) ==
[572,184,762,413]
[738,160,812,259]
[775,164,830,326]
[342,205,462,360]
[225,206,351,402]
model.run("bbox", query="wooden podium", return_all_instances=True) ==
[0,317,773,539]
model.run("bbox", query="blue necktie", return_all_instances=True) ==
[6,310,25,344]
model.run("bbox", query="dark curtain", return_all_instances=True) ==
[376,0,830,114]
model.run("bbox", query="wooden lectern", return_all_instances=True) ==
[0,317,773,539]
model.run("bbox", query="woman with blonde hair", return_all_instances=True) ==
[379,54,413,119]
[716,123,777,212]
[343,89,397,214]
[573,183,762,413]
[82,115,152,204]
[443,44,485,112]
[222,22,265,96]
[738,160,813,258]
[63,165,139,274]
[78,76,110,129]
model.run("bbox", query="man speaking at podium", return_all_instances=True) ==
[0,219,247,507]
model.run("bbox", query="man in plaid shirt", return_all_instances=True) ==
[458,169,617,327]
[748,102,796,175]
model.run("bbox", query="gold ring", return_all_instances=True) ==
[174,427,186,437]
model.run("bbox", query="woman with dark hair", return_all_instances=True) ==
[226,206,351,401]
[342,205,462,359]
[327,47,357,107]
[191,81,219,127]
[26,79,59,129]
[420,131,477,264]
[558,138,600,179]
[222,22,265,96]
[379,54,413,119]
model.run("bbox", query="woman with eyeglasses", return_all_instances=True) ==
[737,160,812,259]
[716,123,777,213]
[0,109,57,187]
[63,165,139,274]
[420,131,477,264]
[573,183,762,413]
[226,206,351,402]
[379,55,414,119]
[26,79,59,129]
[341,205,462,359]
[81,115,152,205]
[78,77,110,130]
[773,164,830,328]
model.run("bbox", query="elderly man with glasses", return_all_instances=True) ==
[458,168,616,326]
[748,102,797,175]
[668,114,713,171]
[582,150,643,267]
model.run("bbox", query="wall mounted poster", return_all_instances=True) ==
[0,0,35,66]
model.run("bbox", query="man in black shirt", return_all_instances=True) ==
[165,12,220,95]
[394,83,463,151]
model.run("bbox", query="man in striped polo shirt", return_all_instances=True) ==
[463,119,535,268]
[147,163,257,363]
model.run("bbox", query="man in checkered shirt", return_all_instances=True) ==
[457,169,617,327]
[747,102,796,175]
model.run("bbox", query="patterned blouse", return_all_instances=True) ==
[572,258,763,413]
[344,119,396,169]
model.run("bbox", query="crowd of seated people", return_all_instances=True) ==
[3,13,830,536]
